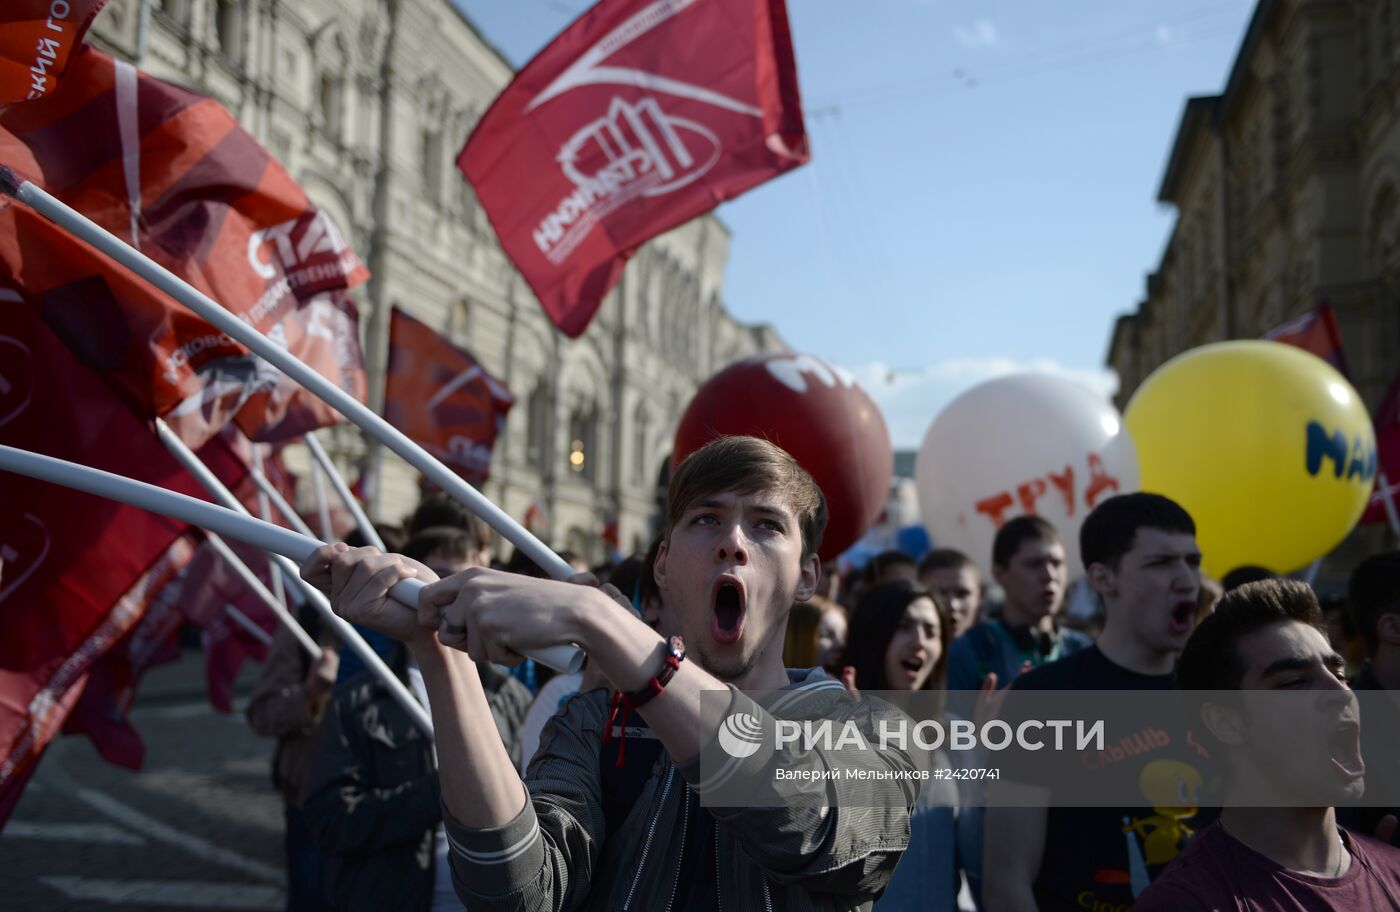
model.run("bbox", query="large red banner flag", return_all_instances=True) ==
[0,294,231,822]
[0,0,108,104]
[458,0,808,338]
[384,307,513,483]
[1264,303,1350,376]
[0,46,369,448]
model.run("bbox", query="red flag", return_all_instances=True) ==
[0,0,108,104]
[229,292,368,443]
[1361,370,1400,526]
[177,538,278,713]
[0,46,369,448]
[0,296,235,820]
[1264,303,1350,376]
[458,0,807,337]
[385,308,513,483]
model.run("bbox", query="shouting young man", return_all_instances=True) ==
[301,436,917,910]
[1137,578,1400,910]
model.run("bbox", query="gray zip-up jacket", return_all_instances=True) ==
[443,668,918,911]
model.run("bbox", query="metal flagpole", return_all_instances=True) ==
[0,441,582,678]
[1,168,580,673]
[310,458,334,541]
[225,602,275,648]
[1379,471,1400,539]
[248,443,287,608]
[305,433,385,550]
[151,421,436,734]
[202,528,320,659]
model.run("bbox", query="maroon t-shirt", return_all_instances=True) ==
[1136,821,1400,911]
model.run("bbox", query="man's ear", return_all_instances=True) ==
[1086,561,1116,599]
[652,538,670,592]
[794,553,820,602]
[990,562,1008,590]
[1200,701,1245,748]
[1378,612,1400,647]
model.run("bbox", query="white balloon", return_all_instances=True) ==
[914,373,1140,579]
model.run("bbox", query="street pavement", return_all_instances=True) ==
[1,649,287,911]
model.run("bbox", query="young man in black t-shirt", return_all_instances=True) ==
[984,493,1211,912]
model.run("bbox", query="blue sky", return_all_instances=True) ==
[453,0,1257,448]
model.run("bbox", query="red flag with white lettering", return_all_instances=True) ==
[231,292,369,443]
[384,308,513,484]
[0,297,244,819]
[458,0,808,337]
[0,0,108,104]
[1360,369,1400,526]
[0,46,369,449]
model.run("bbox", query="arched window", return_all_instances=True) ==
[318,72,343,141]
[215,0,243,61]
[568,406,597,482]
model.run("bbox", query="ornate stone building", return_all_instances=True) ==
[89,0,786,561]
[1108,0,1399,411]
[1107,0,1400,572]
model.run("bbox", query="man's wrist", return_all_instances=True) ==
[569,592,666,693]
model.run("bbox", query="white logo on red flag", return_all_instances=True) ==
[460,0,808,338]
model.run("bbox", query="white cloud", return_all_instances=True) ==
[843,357,1119,450]
[953,19,1001,49]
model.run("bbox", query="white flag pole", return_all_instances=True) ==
[305,433,384,550]
[0,442,582,677]
[248,443,286,608]
[202,528,320,659]
[310,458,334,542]
[0,171,574,579]
[1,168,580,673]
[246,461,318,539]
[151,422,435,734]
[225,602,276,648]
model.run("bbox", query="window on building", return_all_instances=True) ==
[319,73,342,141]
[215,0,243,60]
[526,383,550,470]
[568,408,596,482]
[160,0,188,23]
[421,128,443,202]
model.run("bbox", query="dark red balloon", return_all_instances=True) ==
[673,353,892,560]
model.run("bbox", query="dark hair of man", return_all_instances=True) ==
[867,549,917,584]
[407,492,491,551]
[1221,564,1279,592]
[1177,578,1326,692]
[918,547,976,578]
[345,523,407,552]
[401,525,473,566]
[844,580,951,700]
[665,436,828,559]
[992,515,1062,569]
[1348,551,1400,658]
[1078,492,1195,572]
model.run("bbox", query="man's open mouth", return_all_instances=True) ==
[1327,717,1365,780]
[711,577,747,645]
[1169,600,1196,634]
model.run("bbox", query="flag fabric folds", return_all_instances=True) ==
[0,298,224,818]
[384,307,513,484]
[1264,303,1350,376]
[1361,369,1400,526]
[458,0,808,337]
[0,46,369,449]
[0,0,109,104]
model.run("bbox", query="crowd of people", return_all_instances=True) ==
[242,435,1400,911]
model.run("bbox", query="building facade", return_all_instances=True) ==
[1108,0,1399,410]
[1106,0,1400,573]
[89,0,786,562]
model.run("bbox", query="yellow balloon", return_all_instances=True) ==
[1124,341,1376,578]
